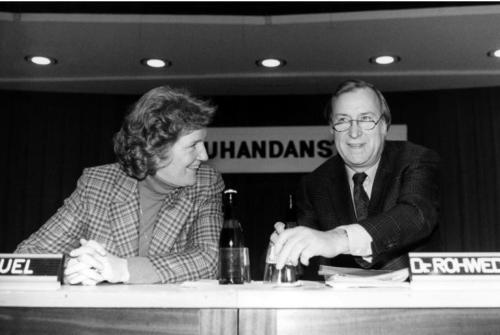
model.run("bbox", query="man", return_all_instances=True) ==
[272,80,440,278]
[15,86,224,285]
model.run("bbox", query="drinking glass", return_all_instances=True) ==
[242,247,251,283]
[263,243,297,285]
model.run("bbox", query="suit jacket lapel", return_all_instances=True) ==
[109,173,140,257]
[369,145,392,216]
[328,157,356,226]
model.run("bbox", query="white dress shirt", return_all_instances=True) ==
[333,161,380,260]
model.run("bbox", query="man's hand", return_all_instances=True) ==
[66,239,130,284]
[271,222,349,270]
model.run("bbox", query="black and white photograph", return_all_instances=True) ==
[1,1,500,334]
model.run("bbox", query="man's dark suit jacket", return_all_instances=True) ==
[297,141,441,279]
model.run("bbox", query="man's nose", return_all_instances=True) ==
[348,120,362,138]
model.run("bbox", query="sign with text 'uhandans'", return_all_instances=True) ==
[206,125,407,173]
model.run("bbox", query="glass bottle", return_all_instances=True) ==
[284,194,297,229]
[218,189,250,284]
[283,194,303,279]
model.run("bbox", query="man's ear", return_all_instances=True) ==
[381,119,389,136]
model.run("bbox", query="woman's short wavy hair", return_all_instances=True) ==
[324,79,391,130]
[113,86,216,180]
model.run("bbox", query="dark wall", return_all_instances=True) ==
[2,87,500,280]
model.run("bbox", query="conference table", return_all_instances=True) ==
[1,280,500,335]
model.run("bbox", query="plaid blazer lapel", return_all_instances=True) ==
[108,173,140,257]
[149,189,194,254]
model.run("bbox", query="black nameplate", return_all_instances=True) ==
[409,252,500,280]
[0,254,64,283]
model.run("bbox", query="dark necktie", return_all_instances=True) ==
[353,172,369,221]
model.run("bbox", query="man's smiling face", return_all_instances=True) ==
[331,87,388,172]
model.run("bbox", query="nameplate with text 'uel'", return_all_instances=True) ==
[409,252,500,283]
[0,253,64,290]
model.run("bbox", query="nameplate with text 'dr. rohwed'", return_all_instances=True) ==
[0,253,64,290]
[409,252,500,289]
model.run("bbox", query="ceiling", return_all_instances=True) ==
[1,2,500,96]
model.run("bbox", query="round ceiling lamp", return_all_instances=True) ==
[25,55,57,66]
[369,55,401,65]
[141,58,172,68]
[256,58,286,68]
[487,49,500,58]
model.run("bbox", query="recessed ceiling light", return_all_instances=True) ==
[369,55,401,65]
[25,55,57,66]
[256,58,286,68]
[141,58,171,68]
[487,49,500,58]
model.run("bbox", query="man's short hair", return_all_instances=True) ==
[325,79,392,129]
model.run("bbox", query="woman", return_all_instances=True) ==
[15,86,224,285]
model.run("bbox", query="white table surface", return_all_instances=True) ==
[1,280,500,309]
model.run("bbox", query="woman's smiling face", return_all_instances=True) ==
[155,129,208,186]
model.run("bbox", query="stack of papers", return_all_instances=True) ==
[319,265,410,288]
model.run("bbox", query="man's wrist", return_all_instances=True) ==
[328,228,350,255]
[336,224,373,257]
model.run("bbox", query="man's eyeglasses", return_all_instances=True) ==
[332,115,384,132]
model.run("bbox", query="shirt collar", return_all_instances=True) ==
[345,160,380,186]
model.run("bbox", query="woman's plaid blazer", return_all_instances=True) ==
[16,163,225,283]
